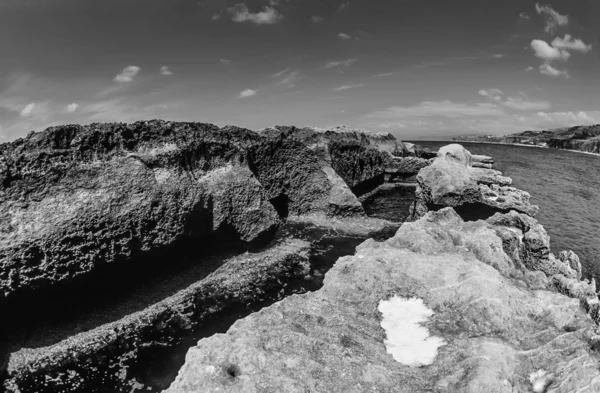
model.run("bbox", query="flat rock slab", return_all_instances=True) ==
[165,211,600,393]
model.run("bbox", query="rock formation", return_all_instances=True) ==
[2,239,311,392]
[0,121,392,300]
[409,144,538,220]
[164,208,600,393]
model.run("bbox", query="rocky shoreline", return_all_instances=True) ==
[1,122,599,392]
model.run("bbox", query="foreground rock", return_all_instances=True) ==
[3,239,311,393]
[0,121,393,300]
[410,144,538,220]
[165,209,600,393]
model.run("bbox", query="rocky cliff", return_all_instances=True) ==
[0,121,394,301]
[165,144,600,393]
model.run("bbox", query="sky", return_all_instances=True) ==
[0,0,598,141]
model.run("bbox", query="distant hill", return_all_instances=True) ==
[453,124,600,154]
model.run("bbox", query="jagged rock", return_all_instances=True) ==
[559,250,583,280]
[165,209,600,393]
[471,154,494,169]
[0,121,396,299]
[552,274,596,301]
[384,156,431,181]
[2,239,311,393]
[409,144,538,220]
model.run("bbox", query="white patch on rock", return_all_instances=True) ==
[378,296,445,367]
[529,369,553,393]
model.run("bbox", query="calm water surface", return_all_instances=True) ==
[412,141,600,282]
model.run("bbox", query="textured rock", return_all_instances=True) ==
[409,144,538,220]
[3,239,311,393]
[0,121,279,299]
[165,209,600,393]
[384,156,431,182]
[0,121,397,299]
[471,154,494,169]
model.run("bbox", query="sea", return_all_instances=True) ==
[411,141,600,283]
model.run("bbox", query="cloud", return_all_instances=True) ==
[311,16,324,23]
[114,65,141,83]
[365,100,504,120]
[479,89,551,110]
[478,88,504,102]
[539,63,569,78]
[212,13,221,20]
[323,58,357,69]
[531,39,570,61]
[526,66,535,72]
[377,72,393,77]
[535,3,568,33]
[338,33,351,40]
[220,58,232,65]
[338,2,349,12]
[551,34,592,53]
[333,83,363,91]
[520,12,530,20]
[20,103,36,117]
[66,103,78,113]
[228,4,283,25]
[504,96,551,110]
[238,89,257,98]
[160,66,173,76]
[272,69,299,85]
[491,54,506,59]
[535,111,598,126]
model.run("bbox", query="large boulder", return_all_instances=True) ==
[409,144,538,220]
[165,209,600,393]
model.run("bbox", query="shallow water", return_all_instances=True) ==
[412,141,600,282]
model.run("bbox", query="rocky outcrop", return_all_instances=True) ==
[0,121,395,300]
[471,154,494,168]
[2,239,311,393]
[409,144,538,220]
[384,156,431,182]
[165,208,600,393]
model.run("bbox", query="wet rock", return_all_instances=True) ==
[165,209,600,393]
[409,144,538,221]
[2,239,311,393]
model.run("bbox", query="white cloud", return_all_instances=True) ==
[272,68,291,77]
[492,54,506,59]
[334,83,363,91]
[338,33,351,40]
[520,12,530,20]
[531,39,570,62]
[365,100,505,120]
[66,103,78,113]
[220,58,232,65]
[377,72,393,77]
[228,4,283,25]
[238,89,257,98]
[160,66,173,76]
[212,13,221,20]
[535,111,598,126]
[324,58,357,69]
[504,96,551,110]
[20,103,36,117]
[478,88,504,102]
[539,63,569,78]
[526,66,535,72]
[114,65,141,83]
[273,69,299,85]
[479,89,551,110]
[338,2,349,12]
[311,16,324,23]
[535,3,568,33]
[551,35,592,53]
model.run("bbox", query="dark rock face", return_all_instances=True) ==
[409,144,538,220]
[164,209,600,393]
[2,239,311,393]
[0,121,393,300]
[384,156,431,182]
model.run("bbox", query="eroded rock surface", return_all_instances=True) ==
[0,121,394,299]
[410,144,538,220]
[3,239,311,393]
[165,209,600,393]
